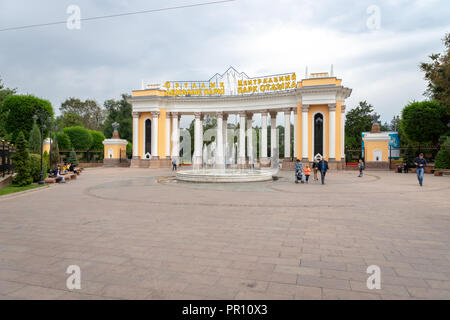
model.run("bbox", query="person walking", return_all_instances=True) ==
[172,157,177,171]
[294,159,303,184]
[358,159,364,177]
[304,165,311,184]
[312,160,319,181]
[318,158,329,185]
[414,153,427,186]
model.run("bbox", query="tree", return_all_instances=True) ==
[103,94,132,141]
[69,148,79,166]
[400,100,447,145]
[63,126,93,150]
[89,130,105,151]
[57,132,72,150]
[55,111,83,129]
[0,78,16,140]
[29,154,48,182]
[435,136,450,169]
[12,131,33,186]
[1,95,53,143]
[60,98,105,131]
[28,121,41,154]
[420,33,450,111]
[345,101,375,149]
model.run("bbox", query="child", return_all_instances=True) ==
[304,165,311,183]
[358,159,364,177]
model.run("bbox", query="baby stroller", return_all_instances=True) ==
[295,167,304,184]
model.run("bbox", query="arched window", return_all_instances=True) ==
[314,113,324,157]
[145,119,152,155]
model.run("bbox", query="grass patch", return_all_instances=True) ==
[0,183,46,196]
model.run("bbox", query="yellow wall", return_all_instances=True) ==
[136,110,168,158]
[158,109,167,158]
[138,112,151,157]
[335,100,342,160]
[297,77,342,88]
[308,105,329,160]
[43,142,51,155]
[296,103,302,159]
[364,140,389,162]
[132,89,166,97]
[104,144,127,159]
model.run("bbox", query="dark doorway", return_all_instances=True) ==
[314,113,324,157]
[145,119,152,155]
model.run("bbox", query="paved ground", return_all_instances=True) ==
[0,167,449,300]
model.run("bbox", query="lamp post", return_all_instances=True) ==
[33,112,48,185]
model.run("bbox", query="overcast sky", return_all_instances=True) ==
[0,0,449,126]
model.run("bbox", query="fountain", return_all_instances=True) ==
[176,139,277,183]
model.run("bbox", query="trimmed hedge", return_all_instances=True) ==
[57,132,72,150]
[89,130,105,151]
[63,126,92,151]
[1,95,53,143]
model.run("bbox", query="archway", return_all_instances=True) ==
[145,119,152,156]
[314,113,324,157]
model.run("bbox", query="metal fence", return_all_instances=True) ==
[59,150,104,164]
[345,145,440,166]
[1,142,15,177]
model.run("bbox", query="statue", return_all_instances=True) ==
[112,122,120,139]
[371,113,380,125]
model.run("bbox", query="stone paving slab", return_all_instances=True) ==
[0,167,449,300]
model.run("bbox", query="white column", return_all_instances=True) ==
[329,104,336,160]
[302,105,309,160]
[261,112,268,159]
[341,105,346,161]
[165,113,171,159]
[216,112,224,167]
[193,112,202,166]
[293,109,297,159]
[238,112,246,165]
[171,112,179,158]
[247,114,253,165]
[270,111,277,159]
[223,114,228,166]
[151,111,159,159]
[132,112,140,159]
[284,109,291,159]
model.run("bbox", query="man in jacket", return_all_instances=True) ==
[318,158,329,185]
[414,153,427,186]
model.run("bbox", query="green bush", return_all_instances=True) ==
[63,126,92,151]
[435,136,450,169]
[57,132,71,150]
[435,149,450,169]
[43,151,50,171]
[12,131,33,186]
[69,148,79,166]
[1,95,53,143]
[126,142,132,159]
[89,130,105,151]
[29,153,48,182]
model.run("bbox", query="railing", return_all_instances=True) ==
[59,150,104,164]
[1,141,15,177]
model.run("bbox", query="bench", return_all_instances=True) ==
[434,169,450,176]
[44,177,63,184]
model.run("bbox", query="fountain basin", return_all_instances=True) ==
[176,169,273,183]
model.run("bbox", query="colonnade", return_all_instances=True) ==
[132,106,346,164]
